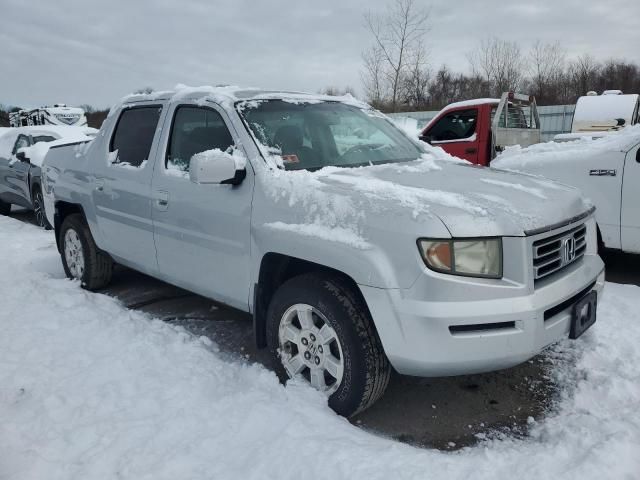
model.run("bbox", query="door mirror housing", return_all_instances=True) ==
[189,150,246,185]
[16,150,30,163]
[419,133,433,144]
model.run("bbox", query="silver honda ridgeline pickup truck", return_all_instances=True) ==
[43,86,605,416]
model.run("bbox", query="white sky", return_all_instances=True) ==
[2,0,639,109]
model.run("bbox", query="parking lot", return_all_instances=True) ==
[10,205,637,449]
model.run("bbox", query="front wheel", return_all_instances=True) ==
[60,214,113,290]
[266,273,391,417]
[32,186,51,229]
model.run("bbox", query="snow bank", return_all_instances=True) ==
[493,125,640,172]
[1,216,639,479]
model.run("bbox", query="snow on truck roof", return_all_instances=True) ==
[117,84,369,109]
[439,98,500,110]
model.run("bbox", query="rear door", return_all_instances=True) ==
[5,134,32,207]
[92,104,164,274]
[151,103,254,310]
[621,143,640,252]
[420,108,480,163]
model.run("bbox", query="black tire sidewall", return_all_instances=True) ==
[32,187,50,229]
[0,200,10,216]
[266,275,374,417]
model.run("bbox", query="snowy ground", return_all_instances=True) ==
[1,215,639,479]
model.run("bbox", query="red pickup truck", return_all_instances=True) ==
[419,92,541,166]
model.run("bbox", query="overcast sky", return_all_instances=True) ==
[2,0,639,109]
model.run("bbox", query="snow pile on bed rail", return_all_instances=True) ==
[493,125,640,172]
[0,216,639,479]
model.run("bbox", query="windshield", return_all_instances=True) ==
[238,100,423,170]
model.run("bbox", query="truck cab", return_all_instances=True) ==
[419,92,541,166]
[43,86,604,417]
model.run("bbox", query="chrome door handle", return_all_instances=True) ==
[155,191,169,211]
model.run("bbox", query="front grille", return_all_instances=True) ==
[533,224,586,281]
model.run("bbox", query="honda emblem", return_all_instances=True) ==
[562,237,576,264]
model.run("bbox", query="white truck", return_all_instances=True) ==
[42,85,604,416]
[9,105,88,128]
[493,126,640,254]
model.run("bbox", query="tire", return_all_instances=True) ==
[266,273,391,417]
[0,200,10,216]
[59,214,113,290]
[32,186,51,229]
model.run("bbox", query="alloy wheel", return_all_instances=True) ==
[33,190,46,227]
[278,303,344,394]
[64,229,85,279]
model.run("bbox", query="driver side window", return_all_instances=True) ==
[166,106,234,175]
[427,109,478,141]
[12,135,31,155]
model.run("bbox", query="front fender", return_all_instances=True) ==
[251,222,419,290]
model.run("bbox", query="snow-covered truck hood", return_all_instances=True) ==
[301,158,591,237]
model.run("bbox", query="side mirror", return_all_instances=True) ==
[189,150,246,185]
[16,150,30,163]
[419,134,433,144]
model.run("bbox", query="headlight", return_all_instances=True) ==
[417,238,503,278]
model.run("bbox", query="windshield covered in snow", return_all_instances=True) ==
[238,100,423,170]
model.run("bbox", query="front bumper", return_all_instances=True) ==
[360,253,605,376]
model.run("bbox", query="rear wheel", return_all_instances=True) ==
[60,214,113,290]
[32,186,51,229]
[266,273,391,417]
[0,200,10,216]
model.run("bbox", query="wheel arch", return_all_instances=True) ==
[53,201,87,252]
[253,252,376,348]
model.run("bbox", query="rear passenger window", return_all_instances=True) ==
[110,106,162,168]
[166,106,234,174]
[13,135,31,154]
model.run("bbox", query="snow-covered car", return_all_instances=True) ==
[493,126,640,255]
[44,86,604,416]
[0,126,96,227]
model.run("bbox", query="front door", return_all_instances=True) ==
[0,134,32,207]
[151,103,254,310]
[421,108,480,164]
[92,104,164,273]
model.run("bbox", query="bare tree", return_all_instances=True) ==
[362,0,430,112]
[529,40,566,103]
[401,45,430,108]
[361,46,387,107]
[469,37,525,96]
[569,54,599,96]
